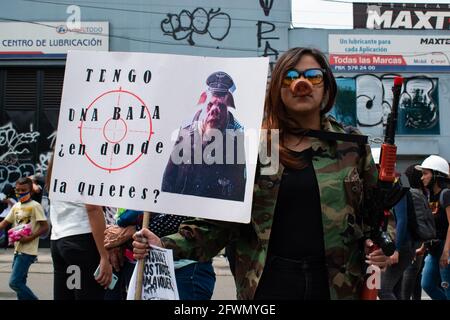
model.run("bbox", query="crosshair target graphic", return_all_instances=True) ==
[79,88,153,172]
[103,118,128,144]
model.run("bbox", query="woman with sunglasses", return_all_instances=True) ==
[133,47,388,300]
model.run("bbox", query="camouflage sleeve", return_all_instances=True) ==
[360,143,379,237]
[342,124,378,191]
[361,143,379,189]
[345,124,379,238]
[161,218,240,262]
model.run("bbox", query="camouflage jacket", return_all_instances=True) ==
[162,116,378,300]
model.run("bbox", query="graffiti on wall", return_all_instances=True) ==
[159,2,283,75]
[259,0,274,16]
[0,122,54,189]
[330,78,357,127]
[160,7,231,45]
[257,0,280,75]
[331,74,440,137]
[400,77,439,134]
[35,131,56,175]
[0,122,39,165]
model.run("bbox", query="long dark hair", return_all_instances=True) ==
[435,172,450,190]
[421,169,449,192]
[405,164,424,190]
[263,47,337,169]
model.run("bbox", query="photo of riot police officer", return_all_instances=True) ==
[161,71,246,202]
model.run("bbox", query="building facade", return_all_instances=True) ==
[0,0,448,189]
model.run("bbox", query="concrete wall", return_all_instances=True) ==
[1,1,448,180]
[0,0,291,189]
[2,0,291,62]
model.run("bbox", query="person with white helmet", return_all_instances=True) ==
[415,154,450,300]
[371,146,417,300]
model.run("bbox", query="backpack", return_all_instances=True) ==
[407,188,436,241]
[439,188,449,210]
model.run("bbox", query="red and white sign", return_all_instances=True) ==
[329,34,450,72]
[330,54,406,66]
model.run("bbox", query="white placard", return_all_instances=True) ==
[50,50,269,223]
[126,245,179,300]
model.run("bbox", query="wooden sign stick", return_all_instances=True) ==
[134,211,150,300]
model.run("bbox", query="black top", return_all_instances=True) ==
[150,213,187,238]
[430,189,450,240]
[31,185,44,204]
[268,148,325,260]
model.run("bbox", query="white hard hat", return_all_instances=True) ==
[415,155,449,176]
[371,147,381,165]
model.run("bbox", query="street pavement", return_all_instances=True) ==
[0,248,236,300]
[0,248,431,300]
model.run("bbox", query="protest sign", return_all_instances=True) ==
[50,51,269,223]
[127,245,179,300]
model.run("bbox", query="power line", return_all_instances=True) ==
[2,16,449,55]
[16,0,450,31]
[292,6,450,16]
[19,0,292,25]
[1,13,342,30]
[2,16,448,57]
[0,16,287,54]
[27,0,443,21]
[74,0,293,14]
[322,0,450,9]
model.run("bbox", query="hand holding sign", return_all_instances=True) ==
[132,228,162,260]
[127,242,179,300]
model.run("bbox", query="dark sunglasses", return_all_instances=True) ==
[283,68,325,86]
